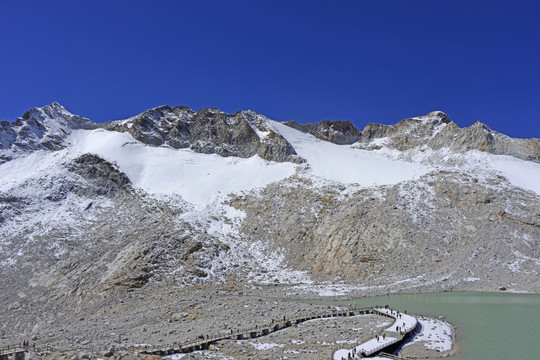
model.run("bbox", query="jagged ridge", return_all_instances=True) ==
[358,111,540,163]
[102,105,303,163]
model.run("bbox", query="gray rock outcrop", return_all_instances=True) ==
[284,119,361,145]
[68,154,133,198]
[103,106,303,163]
[230,171,540,288]
[0,102,95,153]
[359,111,540,163]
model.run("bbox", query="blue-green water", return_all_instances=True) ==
[311,292,540,359]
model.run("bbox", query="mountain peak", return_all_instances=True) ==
[412,110,450,124]
[470,120,492,132]
[357,111,540,163]
[1,103,95,156]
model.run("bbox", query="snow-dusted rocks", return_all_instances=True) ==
[2,102,540,293]
[358,110,540,163]
[0,102,95,158]
[103,105,303,163]
[359,111,451,149]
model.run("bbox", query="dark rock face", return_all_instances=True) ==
[103,106,303,163]
[284,120,361,145]
[68,154,132,198]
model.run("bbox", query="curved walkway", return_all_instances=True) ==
[139,307,374,356]
[333,307,418,360]
[1,309,373,358]
[1,307,418,359]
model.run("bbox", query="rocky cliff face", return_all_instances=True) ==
[230,172,540,290]
[359,111,540,163]
[103,106,303,163]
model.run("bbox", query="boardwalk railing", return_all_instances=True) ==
[378,353,413,360]
[0,344,56,357]
[0,344,57,360]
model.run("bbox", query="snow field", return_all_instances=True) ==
[270,120,429,186]
[69,129,297,205]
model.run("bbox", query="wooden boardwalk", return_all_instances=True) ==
[333,306,419,359]
[138,308,374,356]
[1,307,404,358]
[0,345,28,360]
[1,343,58,359]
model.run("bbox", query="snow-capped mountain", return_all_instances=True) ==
[0,102,95,162]
[1,102,539,328]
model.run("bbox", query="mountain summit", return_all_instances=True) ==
[358,111,540,163]
[0,102,95,162]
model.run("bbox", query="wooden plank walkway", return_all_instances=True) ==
[333,306,419,360]
[1,307,387,358]
[138,308,374,356]
[0,345,29,360]
[0,344,58,360]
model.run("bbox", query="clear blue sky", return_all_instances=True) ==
[1,0,539,138]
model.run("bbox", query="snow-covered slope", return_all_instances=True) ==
[271,120,429,187]
[488,154,540,195]
[68,129,297,205]
[272,118,540,196]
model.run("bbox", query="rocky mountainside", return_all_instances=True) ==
[0,102,95,163]
[102,105,303,163]
[358,111,540,163]
[0,103,539,353]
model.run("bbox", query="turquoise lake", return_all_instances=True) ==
[309,292,540,359]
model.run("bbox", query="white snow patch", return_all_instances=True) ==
[270,121,429,186]
[249,342,284,350]
[488,155,540,195]
[405,317,453,352]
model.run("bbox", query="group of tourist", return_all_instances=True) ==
[22,340,35,350]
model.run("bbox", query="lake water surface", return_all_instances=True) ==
[310,292,540,359]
